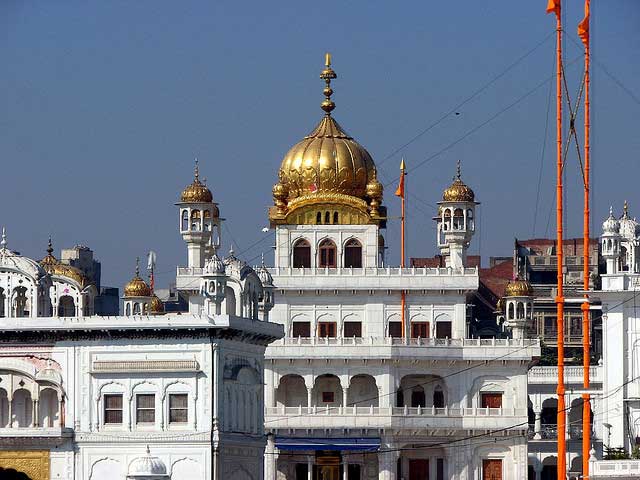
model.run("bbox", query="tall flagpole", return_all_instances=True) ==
[548,0,567,477]
[400,159,406,338]
[580,0,592,476]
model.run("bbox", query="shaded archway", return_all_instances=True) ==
[57,296,75,317]
[343,239,362,268]
[275,374,307,408]
[38,388,60,428]
[347,375,378,407]
[318,239,337,268]
[312,374,342,407]
[398,375,447,408]
[11,389,32,427]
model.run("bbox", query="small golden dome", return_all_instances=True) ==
[442,161,475,202]
[504,279,533,297]
[270,54,382,225]
[149,295,165,314]
[180,162,213,203]
[40,238,91,288]
[124,260,151,298]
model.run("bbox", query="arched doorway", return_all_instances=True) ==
[0,468,32,479]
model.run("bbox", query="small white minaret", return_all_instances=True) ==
[176,161,221,268]
[435,161,478,269]
[601,206,621,274]
[503,279,534,340]
[200,251,227,316]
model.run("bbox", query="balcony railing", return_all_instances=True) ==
[528,365,602,383]
[272,336,538,348]
[266,406,526,417]
[527,424,587,440]
[590,459,640,478]
[176,266,479,277]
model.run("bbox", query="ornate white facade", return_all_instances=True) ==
[262,57,539,480]
[0,175,283,480]
[588,202,640,479]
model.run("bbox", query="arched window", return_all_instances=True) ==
[453,208,464,230]
[443,209,451,231]
[203,209,212,231]
[467,209,474,230]
[333,211,339,224]
[58,296,75,317]
[12,287,28,317]
[316,212,322,224]
[292,239,311,268]
[190,210,201,231]
[433,386,445,408]
[318,239,337,268]
[507,302,515,320]
[324,211,330,224]
[516,302,525,319]
[344,239,362,268]
[181,210,189,231]
[133,303,141,315]
[125,303,131,316]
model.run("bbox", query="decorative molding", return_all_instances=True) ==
[92,359,200,373]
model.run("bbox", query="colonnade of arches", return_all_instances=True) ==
[0,372,63,429]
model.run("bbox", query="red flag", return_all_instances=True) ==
[578,0,590,47]
[546,0,560,18]
[395,173,404,198]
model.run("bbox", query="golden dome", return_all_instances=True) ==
[149,295,165,314]
[504,279,533,297]
[270,54,383,225]
[442,161,475,202]
[124,260,151,298]
[180,162,213,203]
[40,238,91,288]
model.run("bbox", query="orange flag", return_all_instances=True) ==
[395,159,406,198]
[394,173,404,198]
[578,0,590,47]
[546,0,560,18]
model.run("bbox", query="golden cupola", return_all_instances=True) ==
[40,237,91,288]
[149,294,165,314]
[123,259,151,298]
[269,54,385,226]
[180,162,214,204]
[504,278,534,297]
[442,161,475,202]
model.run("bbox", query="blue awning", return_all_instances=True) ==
[275,437,380,452]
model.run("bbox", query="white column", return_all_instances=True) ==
[307,456,313,480]
[264,433,277,480]
[343,459,348,480]
[378,447,398,480]
[534,406,542,440]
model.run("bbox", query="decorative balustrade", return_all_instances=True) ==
[590,459,640,478]
[273,336,538,348]
[528,365,602,383]
[528,424,587,440]
[177,266,478,278]
[265,405,526,417]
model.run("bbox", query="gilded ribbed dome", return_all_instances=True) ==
[270,54,384,225]
[180,162,213,203]
[278,115,376,199]
[124,260,151,298]
[442,161,475,202]
[504,279,533,297]
[40,239,90,288]
[149,294,165,314]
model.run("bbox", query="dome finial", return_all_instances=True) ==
[47,236,54,256]
[609,205,614,217]
[135,256,140,277]
[320,52,337,115]
[194,158,200,182]
[623,200,629,217]
[1,227,6,249]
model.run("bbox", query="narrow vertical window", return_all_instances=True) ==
[292,239,311,268]
[136,394,155,424]
[318,239,337,268]
[169,394,188,424]
[104,394,123,424]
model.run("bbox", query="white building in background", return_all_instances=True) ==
[262,57,540,480]
[0,172,283,480]
[588,202,640,479]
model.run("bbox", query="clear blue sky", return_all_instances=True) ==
[1,1,639,289]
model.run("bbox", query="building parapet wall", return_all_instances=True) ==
[267,337,539,361]
[528,365,602,384]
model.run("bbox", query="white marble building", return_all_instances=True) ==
[262,57,540,480]
[0,172,283,480]
[588,202,640,479]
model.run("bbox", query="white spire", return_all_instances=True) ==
[0,227,6,249]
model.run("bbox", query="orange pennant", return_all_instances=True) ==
[394,173,404,198]
[578,0,590,47]
[546,0,560,17]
